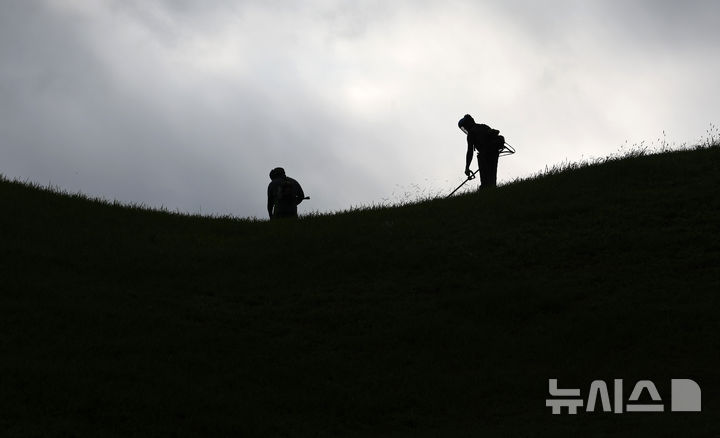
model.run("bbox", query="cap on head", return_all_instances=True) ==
[269,167,285,179]
[458,114,475,134]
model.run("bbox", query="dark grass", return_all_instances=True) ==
[1,144,720,436]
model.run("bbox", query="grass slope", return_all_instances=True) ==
[2,147,720,437]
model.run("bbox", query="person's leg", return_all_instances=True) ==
[488,150,499,187]
[478,151,495,189]
[276,203,299,219]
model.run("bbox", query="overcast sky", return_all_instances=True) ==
[2,0,719,218]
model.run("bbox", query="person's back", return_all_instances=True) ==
[467,123,503,152]
[267,167,305,219]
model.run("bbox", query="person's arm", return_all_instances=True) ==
[267,184,274,219]
[295,182,305,205]
[465,138,474,176]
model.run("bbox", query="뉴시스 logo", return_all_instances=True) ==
[546,379,701,414]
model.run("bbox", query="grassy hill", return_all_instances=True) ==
[2,145,719,437]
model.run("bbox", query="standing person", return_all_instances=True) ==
[458,114,505,188]
[267,167,305,219]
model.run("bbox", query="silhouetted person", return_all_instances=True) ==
[267,167,305,219]
[458,114,505,188]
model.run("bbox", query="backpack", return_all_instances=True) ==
[276,177,297,205]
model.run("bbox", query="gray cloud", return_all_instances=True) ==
[1,0,719,218]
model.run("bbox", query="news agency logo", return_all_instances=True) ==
[546,379,701,414]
